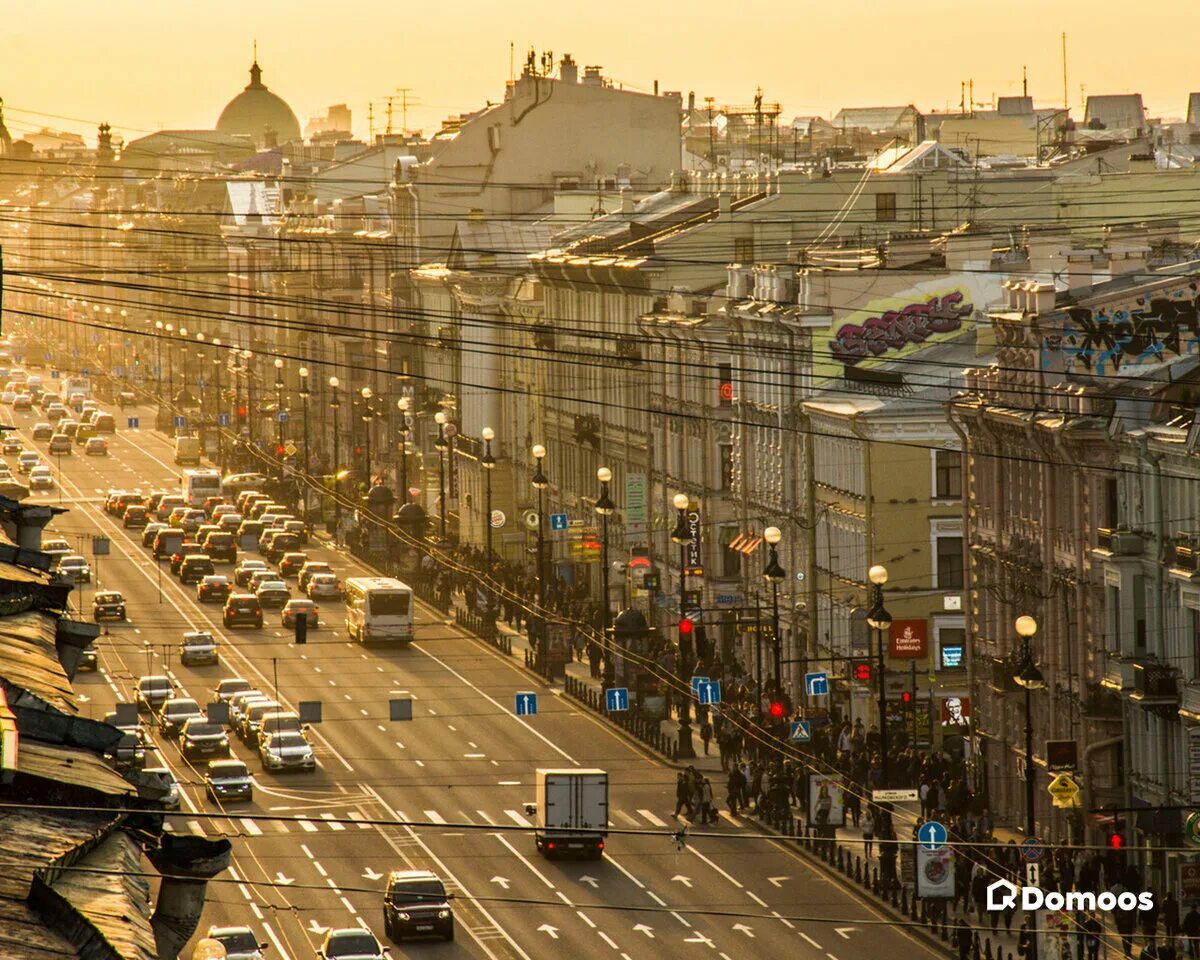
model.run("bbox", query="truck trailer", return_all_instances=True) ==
[532,768,608,859]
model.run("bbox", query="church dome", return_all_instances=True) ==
[216,60,301,148]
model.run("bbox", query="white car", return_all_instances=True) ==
[17,451,38,472]
[318,929,388,960]
[28,465,53,489]
[0,391,15,405]
[259,731,316,772]
[204,926,266,960]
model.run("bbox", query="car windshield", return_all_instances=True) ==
[272,733,307,748]
[96,593,121,602]
[211,763,248,779]
[328,934,379,957]
[214,931,259,952]
[165,701,200,716]
[185,722,223,737]
[140,678,170,692]
[389,879,446,903]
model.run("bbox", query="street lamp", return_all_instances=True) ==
[671,492,697,760]
[211,338,223,468]
[274,358,286,480]
[1013,616,1044,839]
[531,444,548,670]
[763,526,786,701]
[361,386,374,485]
[595,467,616,688]
[298,366,310,520]
[397,397,411,500]
[242,350,254,449]
[482,427,496,630]
[164,324,175,414]
[329,376,341,538]
[866,563,893,787]
[434,411,449,539]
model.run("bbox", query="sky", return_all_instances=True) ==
[1,0,1195,146]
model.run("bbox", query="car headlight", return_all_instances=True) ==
[438,909,451,919]
[396,912,411,921]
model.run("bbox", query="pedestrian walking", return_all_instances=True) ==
[700,778,717,824]
[726,766,746,815]
[861,809,875,859]
[700,718,713,756]
[673,773,693,819]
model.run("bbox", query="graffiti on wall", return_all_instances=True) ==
[1058,284,1200,375]
[829,292,973,365]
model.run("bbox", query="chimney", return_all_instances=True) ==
[559,54,578,85]
[654,80,659,96]
[583,66,603,87]
[1067,251,1094,294]
[148,835,233,960]
[688,91,696,113]
[620,190,636,214]
[1032,282,1057,315]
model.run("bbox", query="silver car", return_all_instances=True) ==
[259,731,316,772]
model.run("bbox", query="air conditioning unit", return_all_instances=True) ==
[1111,532,1145,555]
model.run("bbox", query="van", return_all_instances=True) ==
[174,436,201,466]
[152,529,186,560]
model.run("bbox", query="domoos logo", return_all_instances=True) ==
[986,879,1154,912]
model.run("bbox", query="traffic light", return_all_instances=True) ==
[237,404,248,421]
[901,690,912,705]
[276,444,286,456]
[768,700,786,720]
[678,618,694,660]
[1108,829,1124,850]
[852,661,872,683]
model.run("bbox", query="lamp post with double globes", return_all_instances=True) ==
[531,444,549,670]
[242,350,254,448]
[361,386,375,485]
[397,398,412,501]
[273,358,286,480]
[298,366,311,519]
[763,526,786,698]
[866,564,893,787]
[434,412,448,539]
[329,376,341,537]
[211,338,223,468]
[670,493,697,760]
[595,467,616,688]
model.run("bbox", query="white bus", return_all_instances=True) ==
[343,577,415,644]
[181,468,222,507]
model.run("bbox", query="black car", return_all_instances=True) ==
[92,591,127,622]
[223,593,263,629]
[178,717,230,761]
[205,759,253,803]
[135,675,173,712]
[265,534,302,564]
[78,642,98,671]
[200,531,237,563]
[178,554,215,585]
[384,870,455,942]
[169,543,205,575]
[157,697,202,738]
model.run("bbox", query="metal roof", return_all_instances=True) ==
[0,899,79,959]
[0,808,111,901]
[0,610,78,714]
[18,740,136,797]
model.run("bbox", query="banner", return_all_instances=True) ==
[807,773,845,828]
[916,845,956,899]
[888,620,928,658]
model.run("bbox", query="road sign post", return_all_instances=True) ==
[804,672,829,697]
[605,688,629,712]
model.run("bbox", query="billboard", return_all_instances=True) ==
[917,845,956,899]
[889,620,928,658]
[807,773,846,828]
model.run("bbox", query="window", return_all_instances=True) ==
[876,192,897,222]
[718,527,742,579]
[734,237,755,264]
[718,444,734,491]
[934,450,962,500]
[936,536,964,589]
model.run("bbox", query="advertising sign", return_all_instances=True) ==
[940,696,971,728]
[916,845,956,899]
[1181,861,1200,902]
[807,773,846,828]
[625,473,647,537]
[889,620,928,658]
[1189,727,1200,804]
[684,503,703,576]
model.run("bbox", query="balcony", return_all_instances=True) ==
[1081,682,1123,720]
[1170,543,1200,582]
[1130,663,1179,711]
[615,337,642,364]
[1094,527,1144,557]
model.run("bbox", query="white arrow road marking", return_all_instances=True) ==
[633,924,655,938]
[78,694,90,703]
[672,875,693,888]
[537,924,560,939]
[308,919,329,934]
[835,927,858,939]
[684,932,715,946]
[275,872,294,885]
[732,924,755,938]
[767,876,789,887]
[491,876,511,890]
[362,867,382,881]
[579,875,599,888]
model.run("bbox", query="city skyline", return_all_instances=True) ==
[1,0,1193,143]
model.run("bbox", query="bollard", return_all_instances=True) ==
[900,888,907,914]
[984,938,993,960]
[871,868,879,895]
[972,933,981,960]
[854,857,861,883]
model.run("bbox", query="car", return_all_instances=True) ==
[179,630,219,666]
[141,763,180,810]
[277,552,308,578]
[57,555,91,582]
[145,491,171,514]
[47,434,71,456]
[116,390,137,408]
[123,504,149,528]
[178,554,216,585]
[31,422,53,440]
[256,710,307,745]
[200,531,237,563]
[202,496,226,517]
[259,731,316,772]
[78,642,99,671]
[264,534,302,564]
[235,490,264,513]
[246,569,278,593]
[224,593,263,629]
[237,699,281,743]
[169,542,205,574]
[93,412,115,433]
[166,506,190,528]
[92,590,127,622]
[318,928,388,960]
[217,512,244,532]
[157,697,203,738]
[226,689,265,729]
[45,402,66,421]
[212,503,238,519]
[256,580,290,609]
[179,717,230,761]
[41,536,71,560]
[234,559,270,587]
[180,508,207,534]
[281,598,319,628]
[196,524,222,544]
[383,869,455,942]
[110,726,148,771]
[1,390,15,405]
[155,495,186,522]
[197,575,232,603]
[249,499,283,521]
[282,519,310,545]
[142,522,167,547]
[204,926,267,960]
[307,573,342,600]
[298,561,334,591]
[17,450,38,472]
[84,436,108,456]
[212,677,253,704]
[150,523,179,551]
[74,422,97,444]
[57,419,78,438]
[204,759,253,803]
[29,465,54,489]
[135,675,173,712]
[12,394,31,411]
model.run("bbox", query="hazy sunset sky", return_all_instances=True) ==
[1,0,1193,144]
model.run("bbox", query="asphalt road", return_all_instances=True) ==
[12,397,943,960]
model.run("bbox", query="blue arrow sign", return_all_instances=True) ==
[805,672,830,697]
[549,513,568,532]
[126,417,140,429]
[789,720,812,743]
[919,821,948,851]
[515,692,538,716]
[81,367,90,375]
[605,687,629,712]
[217,413,231,426]
[173,416,187,429]
[690,675,710,697]
[697,680,721,705]
[50,370,60,379]
[113,366,125,376]
[276,411,288,423]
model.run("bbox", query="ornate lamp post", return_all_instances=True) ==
[1013,614,1044,960]
[531,444,549,670]
[329,376,341,537]
[596,467,616,688]
[481,427,496,629]
[211,338,223,468]
[397,397,411,501]
[273,357,286,480]
[434,411,448,538]
[298,366,310,519]
[763,526,786,698]
[361,386,375,484]
[242,350,254,448]
[867,564,893,786]
[671,492,697,759]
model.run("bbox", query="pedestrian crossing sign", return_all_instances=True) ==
[789,720,811,743]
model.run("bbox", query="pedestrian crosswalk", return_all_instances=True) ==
[177,805,760,838]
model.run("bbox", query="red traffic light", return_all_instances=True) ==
[1108,832,1124,850]
[678,618,694,635]
[768,701,785,719]
[238,405,248,417]
[901,690,912,704]
[853,662,872,683]
[275,445,286,456]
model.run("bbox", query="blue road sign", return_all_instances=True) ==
[217,413,231,426]
[50,370,60,379]
[549,513,568,532]
[113,366,125,377]
[805,672,830,697]
[277,411,288,423]
[126,417,140,429]
[605,687,629,712]
[173,415,187,429]
[919,821,949,851]
[690,675,710,697]
[697,680,721,705]
[515,692,538,716]
[1020,836,1042,862]
[789,720,812,743]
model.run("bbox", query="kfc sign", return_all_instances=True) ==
[940,696,971,727]
[888,619,928,658]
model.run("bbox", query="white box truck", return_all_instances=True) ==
[532,768,608,858]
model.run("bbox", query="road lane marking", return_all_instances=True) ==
[348,811,372,829]
[801,933,823,949]
[298,819,318,832]
[504,809,531,827]
[476,810,496,824]
[491,832,557,891]
[614,810,639,827]
[239,818,262,836]
[340,895,357,913]
[686,844,744,889]
[576,911,596,928]
[320,813,345,831]
[313,861,328,877]
[637,809,667,827]
[424,809,447,824]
